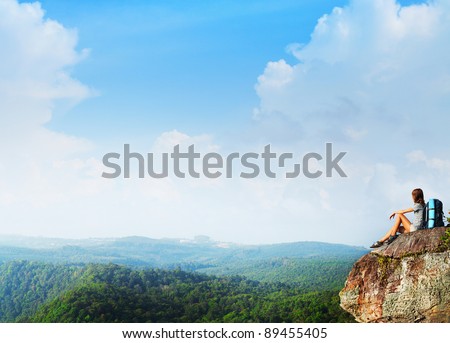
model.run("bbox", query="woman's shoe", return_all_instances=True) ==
[386,235,398,245]
[370,241,383,248]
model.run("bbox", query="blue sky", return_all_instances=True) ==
[1,0,449,245]
[43,0,421,140]
[43,0,348,139]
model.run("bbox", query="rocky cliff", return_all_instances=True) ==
[340,227,450,322]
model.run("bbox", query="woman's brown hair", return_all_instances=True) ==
[412,188,425,205]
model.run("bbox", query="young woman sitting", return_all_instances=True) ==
[370,188,426,248]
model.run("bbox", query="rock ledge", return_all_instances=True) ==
[340,227,450,323]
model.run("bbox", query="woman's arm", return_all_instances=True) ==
[389,208,413,219]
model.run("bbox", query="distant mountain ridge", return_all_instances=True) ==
[0,235,367,268]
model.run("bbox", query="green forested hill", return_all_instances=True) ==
[195,257,356,291]
[0,261,83,322]
[0,237,364,323]
[0,261,355,323]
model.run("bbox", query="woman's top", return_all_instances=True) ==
[412,203,426,229]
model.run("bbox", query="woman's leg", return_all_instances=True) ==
[379,214,411,242]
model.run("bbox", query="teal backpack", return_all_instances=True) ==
[423,199,445,229]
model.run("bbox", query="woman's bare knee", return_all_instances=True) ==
[398,213,411,230]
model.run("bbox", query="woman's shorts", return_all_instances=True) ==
[410,224,426,232]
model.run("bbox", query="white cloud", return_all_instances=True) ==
[0,0,90,129]
[0,0,95,210]
[252,0,450,244]
[255,0,450,148]
[256,60,294,92]
[407,150,450,178]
